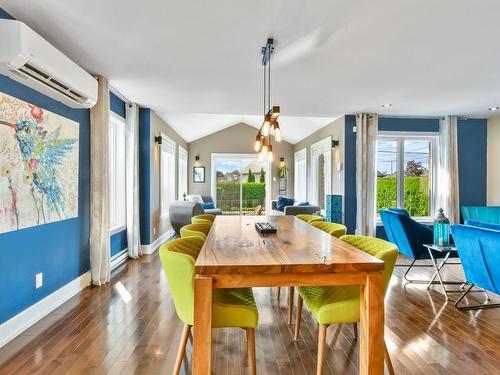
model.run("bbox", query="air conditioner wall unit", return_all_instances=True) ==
[0,19,97,108]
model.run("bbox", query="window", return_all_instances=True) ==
[109,112,126,232]
[310,137,331,210]
[178,146,188,200]
[294,148,307,202]
[376,132,437,220]
[160,134,176,219]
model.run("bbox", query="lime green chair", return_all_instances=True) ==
[180,223,211,240]
[294,235,398,375]
[296,214,324,224]
[311,221,347,238]
[192,214,216,226]
[159,237,259,375]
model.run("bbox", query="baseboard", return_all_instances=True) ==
[0,271,91,348]
[142,229,175,255]
[110,249,128,270]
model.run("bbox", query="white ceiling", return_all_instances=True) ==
[2,0,500,143]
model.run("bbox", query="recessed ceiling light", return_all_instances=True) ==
[382,104,392,108]
[489,106,500,111]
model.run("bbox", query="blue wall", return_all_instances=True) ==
[343,116,487,238]
[139,108,151,245]
[109,92,127,256]
[0,73,91,324]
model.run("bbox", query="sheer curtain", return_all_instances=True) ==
[355,113,378,236]
[89,76,111,286]
[126,103,142,258]
[438,116,460,223]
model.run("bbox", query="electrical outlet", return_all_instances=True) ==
[35,273,43,289]
[153,227,156,236]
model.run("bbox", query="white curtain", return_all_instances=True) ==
[355,113,378,237]
[438,116,460,223]
[90,76,111,286]
[126,103,142,258]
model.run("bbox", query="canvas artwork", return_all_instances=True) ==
[0,92,80,234]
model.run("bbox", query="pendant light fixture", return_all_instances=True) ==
[255,38,281,162]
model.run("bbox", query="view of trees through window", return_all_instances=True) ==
[215,158,267,215]
[376,137,432,218]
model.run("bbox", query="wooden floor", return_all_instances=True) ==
[1,253,499,375]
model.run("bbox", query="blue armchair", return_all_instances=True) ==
[465,220,500,231]
[379,208,459,283]
[451,224,500,310]
[461,206,500,224]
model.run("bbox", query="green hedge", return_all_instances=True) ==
[377,176,429,216]
[216,182,266,211]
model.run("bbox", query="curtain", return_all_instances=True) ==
[438,116,460,223]
[126,103,142,258]
[355,113,378,236]
[90,76,111,286]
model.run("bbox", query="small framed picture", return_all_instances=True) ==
[193,166,205,183]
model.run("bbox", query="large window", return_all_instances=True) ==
[109,113,126,233]
[376,132,437,219]
[294,148,307,202]
[178,146,188,200]
[160,134,176,219]
[310,137,331,210]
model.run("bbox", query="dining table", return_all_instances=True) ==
[192,215,386,375]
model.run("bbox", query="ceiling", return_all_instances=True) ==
[2,0,500,143]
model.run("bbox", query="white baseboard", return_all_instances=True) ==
[0,271,91,348]
[142,229,175,255]
[110,248,128,270]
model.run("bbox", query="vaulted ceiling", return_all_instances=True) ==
[3,0,500,143]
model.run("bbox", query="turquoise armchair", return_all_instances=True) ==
[461,206,500,225]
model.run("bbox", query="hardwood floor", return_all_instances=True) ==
[1,254,499,374]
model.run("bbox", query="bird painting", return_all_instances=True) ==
[0,92,79,233]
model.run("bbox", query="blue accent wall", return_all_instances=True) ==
[378,117,440,132]
[0,73,90,324]
[344,115,357,234]
[139,108,151,245]
[0,7,14,19]
[109,92,127,256]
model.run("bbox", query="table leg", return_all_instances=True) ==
[193,275,213,375]
[360,272,384,375]
[427,250,451,301]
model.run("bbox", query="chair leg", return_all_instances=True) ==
[246,328,256,375]
[384,340,395,375]
[277,287,281,300]
[352,322,358,339]
[455,283,500,310]
[317,324,329,375]
[294,295,303,341]
[173,324,191,375]
[288,287,295,325]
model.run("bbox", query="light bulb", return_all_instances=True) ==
[254,139,261,152]
[267,150,273,162]
[262,121,271,136]
[274,126,281,142]
[261,145,268,157]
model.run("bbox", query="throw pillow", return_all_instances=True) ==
[297,201,309,206]
[202,202,215,209]
[276,196,294,212]
[186,194,204,204]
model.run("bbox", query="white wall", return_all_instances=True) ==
[487,116,500,205]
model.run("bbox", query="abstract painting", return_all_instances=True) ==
[0,92,79,234]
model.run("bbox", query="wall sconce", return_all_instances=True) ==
[280,157,285,162]
[195,155,200,161]
[332,139,339,149]
[154,135,163,145]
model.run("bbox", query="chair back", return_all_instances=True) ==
[450,224,500,294]
[159,237,205,325]
[462,206,500,225]
[340,235,398,291]
[379,209,433,260]
[311,221,347,238]
[464,220,500,232]
[180,223,211,240]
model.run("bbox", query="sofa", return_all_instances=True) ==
[461,206,500,225]
[270,200,321,216]
[169,195,222,235]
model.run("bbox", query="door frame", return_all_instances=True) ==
[211,153,272,214]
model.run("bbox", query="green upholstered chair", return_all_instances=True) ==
[159,237,259,375]
[179,223,211,240]
[296,214,324,224]
[191,214,216,226]
[293,235,398,375]
[311,221,347,238]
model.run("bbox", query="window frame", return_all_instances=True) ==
[109,112,127,235]
[294,148,307,203]
[178,145,188,200]
[376,131,438,223]
[310,136,332,212]
[160,133,177,220]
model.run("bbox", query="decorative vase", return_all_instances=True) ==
[433,208,450,246]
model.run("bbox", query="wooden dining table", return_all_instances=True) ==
[193,215,386,375]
